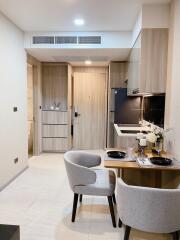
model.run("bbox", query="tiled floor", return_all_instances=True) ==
[0,152,171,240]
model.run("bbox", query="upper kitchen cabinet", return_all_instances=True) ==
[109,62,128,89]
[127,28,168,95]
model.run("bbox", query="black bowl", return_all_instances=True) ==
[150,157,172,166]
[107,151,126,159]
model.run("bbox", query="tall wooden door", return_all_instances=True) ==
[27,64,34,156]
[73,72,107,149]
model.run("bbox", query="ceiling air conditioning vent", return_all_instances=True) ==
[55,36,77,44]
[32,36,55,44]
[78,36,101,44]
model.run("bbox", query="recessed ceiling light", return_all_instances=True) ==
[74,18,85,26]
[85,60,92,65]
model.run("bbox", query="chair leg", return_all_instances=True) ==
[124,225,131,240]
[112,194,116,204]
[172,231,179,240]
[79,194,83,203]
[72,193,79,222]
[107,196,116,228]
[118,218,122,228]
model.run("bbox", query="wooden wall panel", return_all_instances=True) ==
[73,66,108,74]
[67,64,73,149]
[107,62,128,148]
[27,64,34,122]
[27,64,34,154]
[109,62,128,88]
[27,54,42,155]
[42,63,68,110]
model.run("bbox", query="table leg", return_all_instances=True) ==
[117,169,121,177]
[154,170,162,188]
[121,169,125,180]
[118,169,125,179]
[117,169,124,178]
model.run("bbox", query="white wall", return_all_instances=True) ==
[165,0,180,160]
[142,4,170,29]
[132,10,142,46]
[0,12,28,189]
[132,4,170,46]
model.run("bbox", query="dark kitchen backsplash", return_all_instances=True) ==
[143,94,165,128]
[114,88,165,127]
[114,88,142,124]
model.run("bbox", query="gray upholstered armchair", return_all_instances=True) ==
[64,151,116,227]
[117,178,180,240]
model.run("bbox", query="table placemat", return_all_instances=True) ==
[104,153,136,162]
[136,157,180,169]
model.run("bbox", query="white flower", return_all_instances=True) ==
[154,127,160,135]
[146,132,157,143]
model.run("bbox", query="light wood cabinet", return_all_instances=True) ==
[42,111,67,124]
[42,110,69,152]
[41,63,72,152]
[109,62,128,88]
[42,138,68,152]
[42,125,68,138]
[128,34,141,95]
[127,29,168,95]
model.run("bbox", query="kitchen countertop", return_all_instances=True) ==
[114,124,150,137]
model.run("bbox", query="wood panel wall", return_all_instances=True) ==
[27,54,42,155]
[73,66,108,75]
[42,63,68,111]
[67,65,73,149]
[107,62,128,148]
[109,62,128,89]
[27,64,33,154]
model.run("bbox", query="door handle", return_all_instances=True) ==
[74,112,81,117]
[74,106,80,117]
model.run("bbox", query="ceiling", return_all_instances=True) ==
[0,0,170,65]
[0,0,170,32]
[27,48,130,66]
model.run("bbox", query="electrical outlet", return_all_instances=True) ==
[14,157,18,164]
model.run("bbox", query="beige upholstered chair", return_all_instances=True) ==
[117,178,180,240]
[64,151,117,227]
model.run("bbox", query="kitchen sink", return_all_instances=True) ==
[118,124,141,127]
[121,130,148,134]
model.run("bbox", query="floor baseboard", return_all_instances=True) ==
[0,166,29,192]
